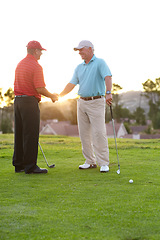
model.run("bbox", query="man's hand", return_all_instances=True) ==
[51,93,59,103]
[106,93,112,106]
[36,87,59,103]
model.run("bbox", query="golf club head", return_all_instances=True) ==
[117,169,120,175]
[49,164,55,168]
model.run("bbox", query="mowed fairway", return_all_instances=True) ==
[0,134,160,240]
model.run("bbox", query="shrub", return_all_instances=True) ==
[1,118,13,133]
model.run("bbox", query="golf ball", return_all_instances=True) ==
[129,179,133,183]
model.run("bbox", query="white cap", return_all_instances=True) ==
[74,40,94,51]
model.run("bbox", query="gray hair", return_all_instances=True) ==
[85,46,94,53]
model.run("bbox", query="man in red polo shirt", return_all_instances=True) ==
[13,40,58,174]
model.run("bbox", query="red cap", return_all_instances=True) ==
[26,41,46,50]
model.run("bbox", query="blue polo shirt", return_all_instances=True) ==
[70,55,112,97]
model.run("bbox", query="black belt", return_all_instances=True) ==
[80,96,103,101]
[15,95,39,102]
[15,95,30,98]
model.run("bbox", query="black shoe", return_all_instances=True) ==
[15,167,25,173]
[26,166,48,174]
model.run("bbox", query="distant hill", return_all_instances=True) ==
[118,91,149,114]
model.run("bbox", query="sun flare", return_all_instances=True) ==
[41,92,79,103]
[58,94,78,102]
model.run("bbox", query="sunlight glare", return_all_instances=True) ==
[58,93,79,102]
[40,92,79,103]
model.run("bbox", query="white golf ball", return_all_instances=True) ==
[129,179,133,183]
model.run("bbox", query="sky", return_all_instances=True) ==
[0,0,160,99]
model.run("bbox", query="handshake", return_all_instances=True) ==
[50,93,59,103]
[49,83,74,103]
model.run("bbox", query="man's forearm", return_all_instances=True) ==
[60,83,75,97]
[36,87,58,103]
[105,76,112,92]
[105,76,112,106]
[36,87,53,98]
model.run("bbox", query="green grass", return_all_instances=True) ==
[0,134,160,240]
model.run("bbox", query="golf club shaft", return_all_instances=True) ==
[38,142,50,167]
[110,106,120,169]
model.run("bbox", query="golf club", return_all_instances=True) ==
[38,142,55,168]
[109,105,120,174]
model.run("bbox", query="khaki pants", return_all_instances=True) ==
[77,97,109,167]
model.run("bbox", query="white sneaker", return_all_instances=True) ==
[79,163,97,169]
[100,165,109,173]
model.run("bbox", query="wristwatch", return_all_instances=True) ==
[106,90,111,94]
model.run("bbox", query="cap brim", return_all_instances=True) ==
[73,47,83,51]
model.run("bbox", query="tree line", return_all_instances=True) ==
[1,78,160,133]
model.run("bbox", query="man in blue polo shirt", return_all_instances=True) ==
[60,40,112,173]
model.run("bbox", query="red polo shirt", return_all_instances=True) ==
[14,54,46,101]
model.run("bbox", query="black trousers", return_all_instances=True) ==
[12,96,40,173]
